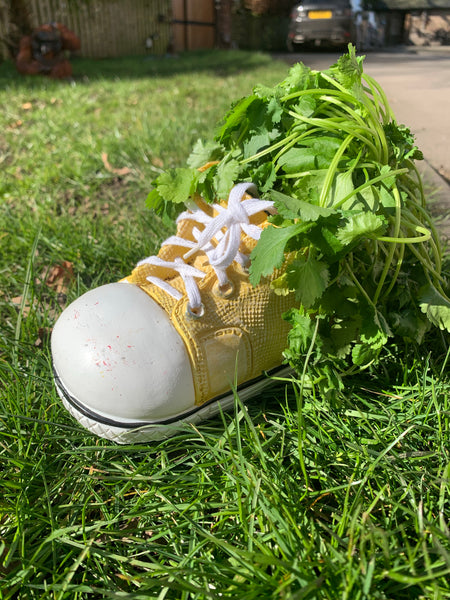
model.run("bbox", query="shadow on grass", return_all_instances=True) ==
[0,49,279,88]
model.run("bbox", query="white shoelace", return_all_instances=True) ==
[136,182,274,313]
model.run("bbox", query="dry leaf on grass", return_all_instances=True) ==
[34,327,52,348]
[151,156,165,169]
[11,295,36,317]
[101,152,131,176]
[13,260,74,311]
[12,261,75,346]
[45,260,74,296]
[7,119,23,130]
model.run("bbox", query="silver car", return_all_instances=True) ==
[287,0,354,50]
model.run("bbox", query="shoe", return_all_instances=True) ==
[51,183,296,443]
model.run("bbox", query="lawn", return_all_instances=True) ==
[1,50,450,599]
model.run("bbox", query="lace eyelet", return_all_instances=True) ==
[213,280,235,299]
[186,302,205,320]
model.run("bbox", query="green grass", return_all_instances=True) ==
[1,50,450,599]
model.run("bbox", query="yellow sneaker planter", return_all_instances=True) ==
[51,183,295,443]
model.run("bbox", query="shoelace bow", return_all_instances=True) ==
[137,183,274,314]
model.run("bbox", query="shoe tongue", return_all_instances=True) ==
[188,194,214,217]
[194,162,270,224]
[136,186,269,283]
[126,184,272,308]
[186,191,269,257]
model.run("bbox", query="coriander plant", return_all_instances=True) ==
[147,45,450,400]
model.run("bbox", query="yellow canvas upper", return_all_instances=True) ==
[124,194,296,406]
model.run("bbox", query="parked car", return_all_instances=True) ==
[287,0,354,50]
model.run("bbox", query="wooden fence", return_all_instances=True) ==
[0,0,296,61]
[172,0,216,51]
[0,0,175,60]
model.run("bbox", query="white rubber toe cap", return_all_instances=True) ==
[51,282,196,422]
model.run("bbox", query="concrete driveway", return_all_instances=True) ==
[274,47,450,240]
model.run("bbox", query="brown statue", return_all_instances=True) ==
[15,23,80,79]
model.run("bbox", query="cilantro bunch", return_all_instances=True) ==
[148,45,450,399]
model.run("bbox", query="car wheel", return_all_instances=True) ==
[287,40,301,52]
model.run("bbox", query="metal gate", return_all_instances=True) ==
[172,0,216,51]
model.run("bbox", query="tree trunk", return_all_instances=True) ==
[216,0,233,48]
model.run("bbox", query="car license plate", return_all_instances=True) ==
[308,10,332,18]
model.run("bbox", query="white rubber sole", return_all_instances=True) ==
[54,366,293,444]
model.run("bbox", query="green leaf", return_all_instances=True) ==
[330,171,354,207]
[217,94,258,142]
[252,162,276,193]
[310,136,343,160]
[214,159,241,199]
[243,132,271,159]
[317,364,345,403]
[246,97,268,131]
[197,166,217,204]
[146,187,184,224]
[277,147,317,173]
[249,223,306,285]
[379,165,396,189]
[146,187,164,213]
[361,313,391,349]
[358,302,392,350]
[307,225,344,258]
[352,298,392,367]
[336,212,386,246]
[389,309,429,344]
[254,83,281,100]
[295,95,316,118]
[282,63,314,93]
[155,168,200,205]
[286,255,330,307]
[352,343,379,367]
[290,172,327,206]
[328,43,363,91]
[270,190,336,222]
[330,317,361,358]
[283,306,316,355]
[270,191,300,220]
[187,139,223,168]
[319,283,358,314]
[267,96,284,123]
[358,185,377,211]
[378,184,396,210]
[384,122,424,163]
[419,284,450,332]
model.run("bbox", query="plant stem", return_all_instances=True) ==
[333,168,409,209]
[319,133,354,207]
[373,186,402,304]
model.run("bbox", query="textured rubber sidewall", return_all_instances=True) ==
[55,366,293,444]
[56,381,235,444]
